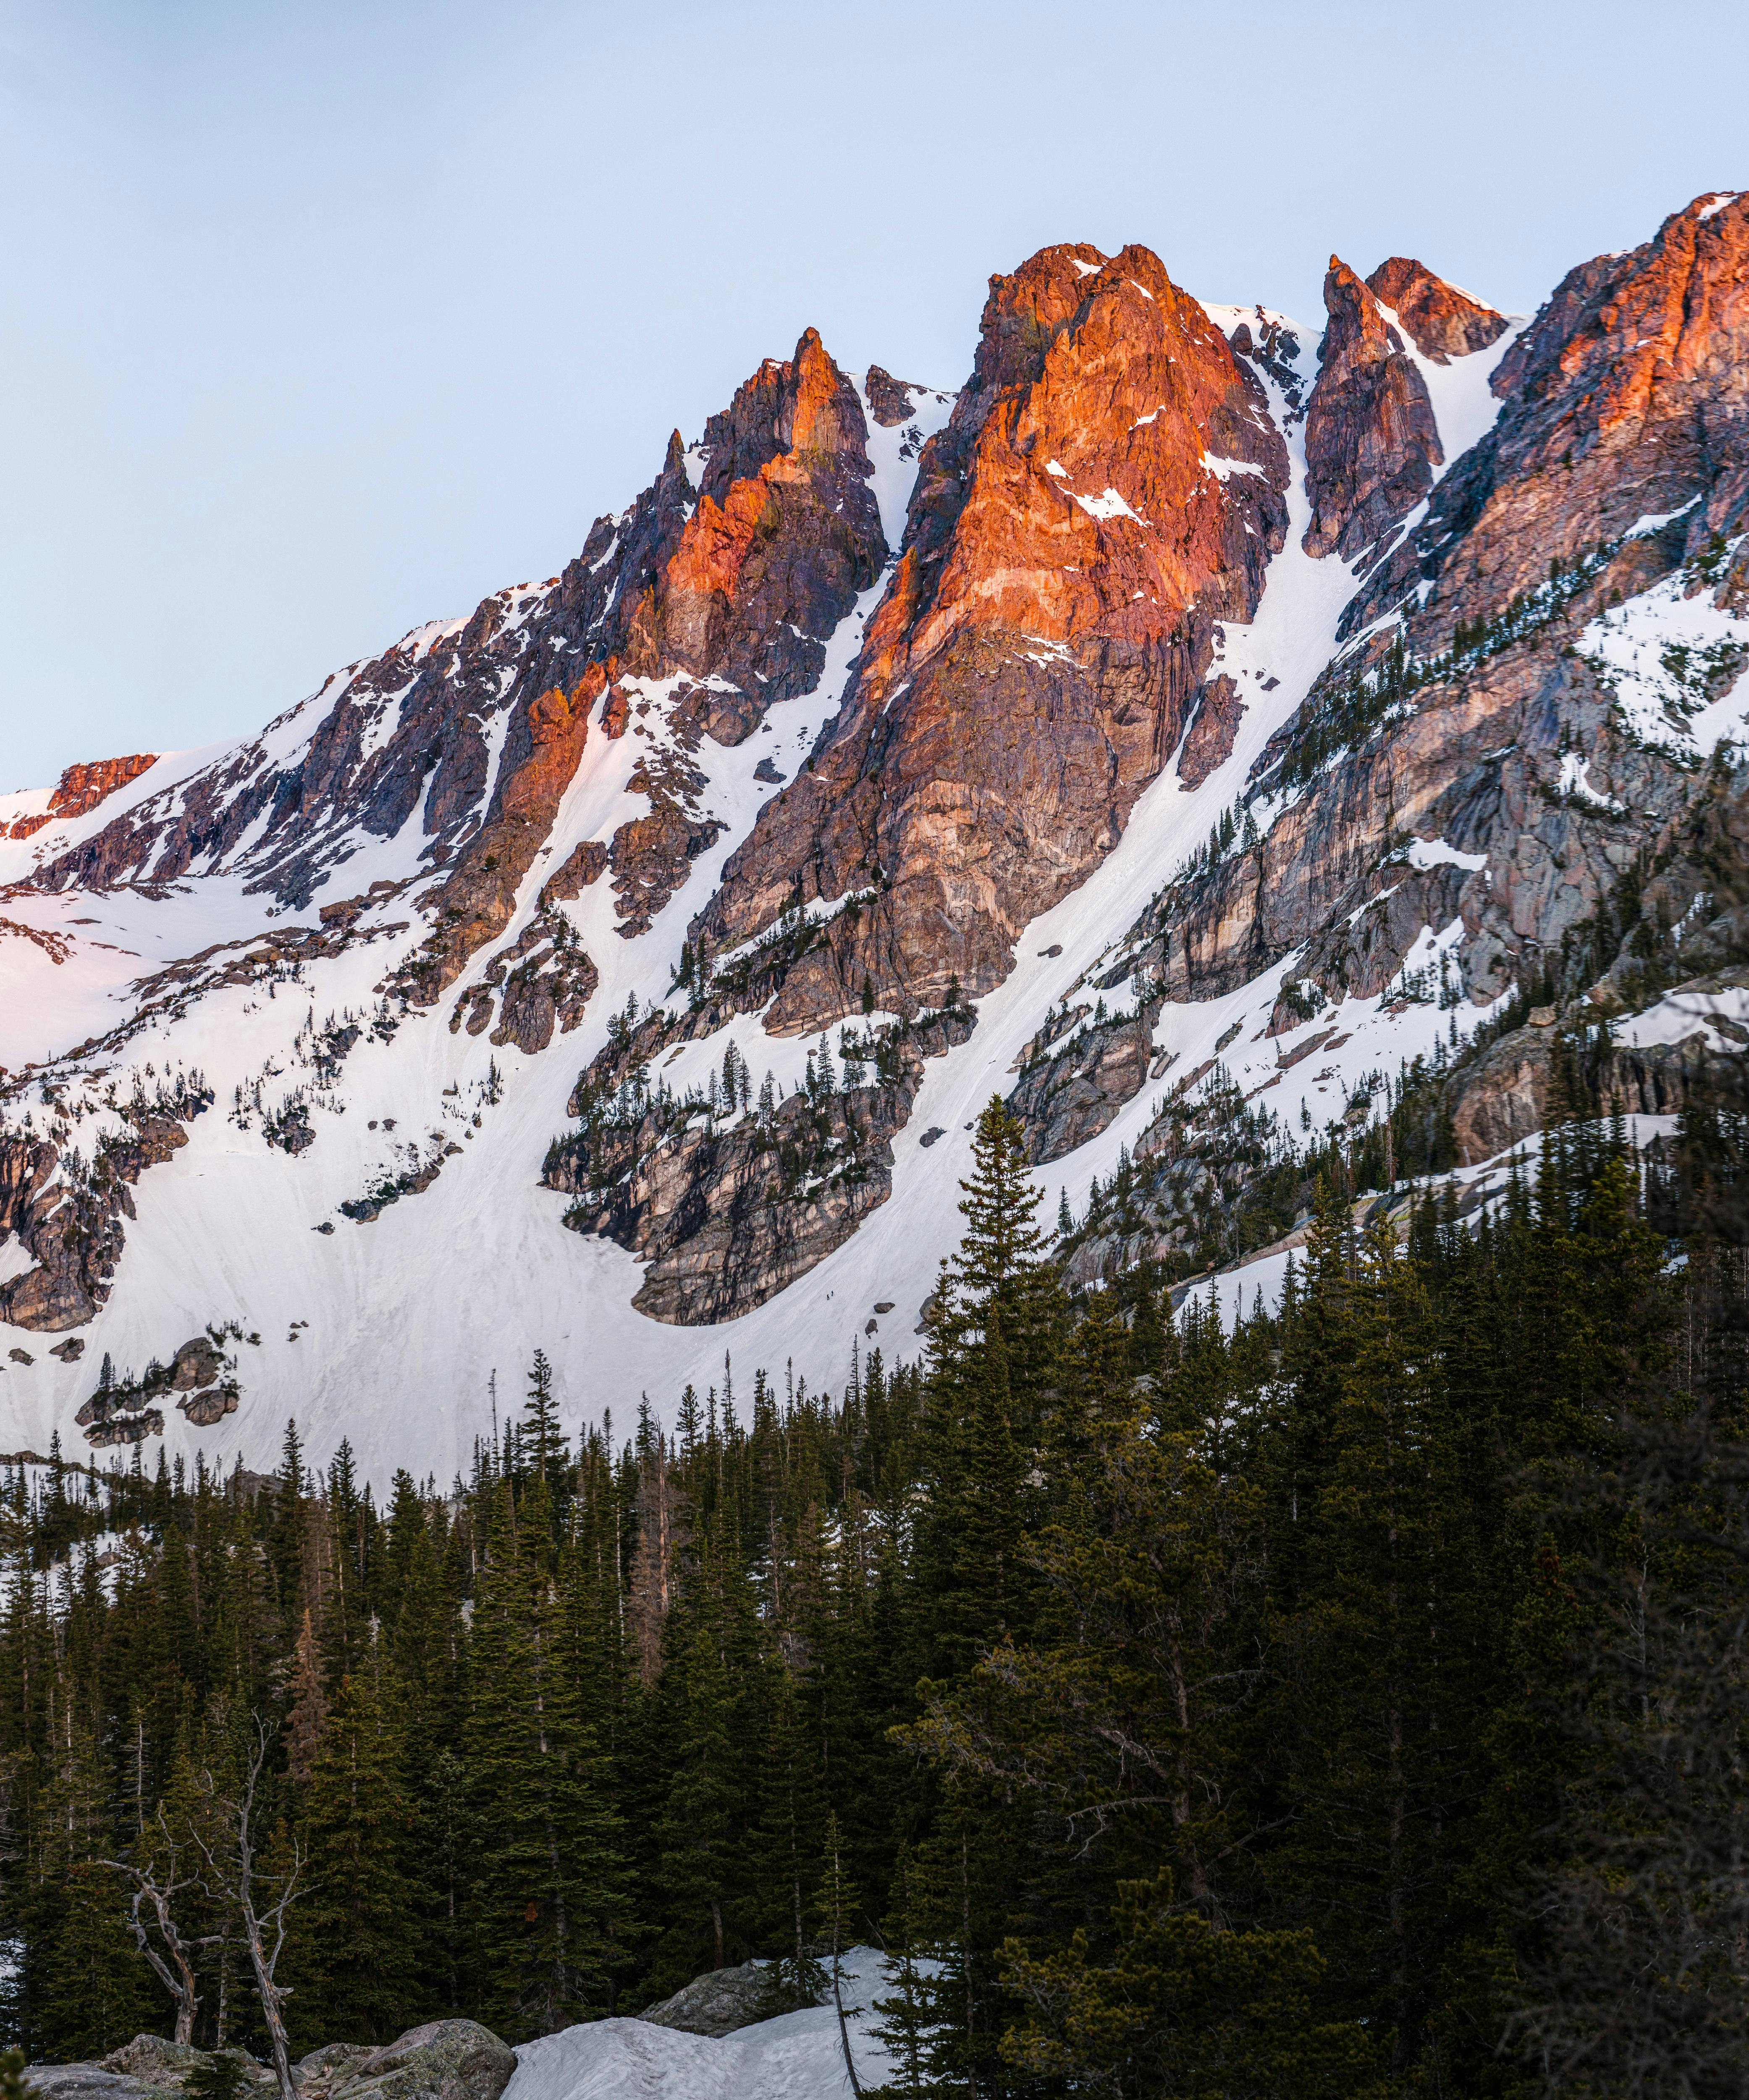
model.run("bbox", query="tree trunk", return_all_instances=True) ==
[241,1904,297,2100]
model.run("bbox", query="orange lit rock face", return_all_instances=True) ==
[397,677,595,1005]
[627,327,886,743]
[6,753,157,839]
[1366,256,1507,363]
[1303,257,1442,562]
[396,333,883,978]
[697,242,1290,1032]
[1353,192,1749,643]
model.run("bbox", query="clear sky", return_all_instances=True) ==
[3,0,1745,789]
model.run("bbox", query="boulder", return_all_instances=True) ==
[26,2070,158,2100]
[317,2020,515,2100]
[96,2040,269,2091]
[638,1959,771,2037]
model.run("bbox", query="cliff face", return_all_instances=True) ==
[1301,256,1444,561]
[4,194,1749,1462]
[692,243,1291,1033]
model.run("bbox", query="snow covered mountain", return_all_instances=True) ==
[3,192,1748,1480]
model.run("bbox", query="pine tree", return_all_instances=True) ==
[288,1670,420,2046]
[463,1482,624,2036]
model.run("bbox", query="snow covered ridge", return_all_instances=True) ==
[3,196,1749,1480]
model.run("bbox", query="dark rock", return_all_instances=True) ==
[1177,675,1246,789]
[753,756,785,783]
[0,1106,201,1334]
[549,1010,975,1321]
[313,2020,515,2100]
[1302,256,1442,562]
[86,1410,164,1447]
[48,1337,84,1362]
[539,837,608,904]
[639,1959,771,2037]
[1008,1003,1159,1162]
[170,1336,223,1390]
[178,1386,239,1428]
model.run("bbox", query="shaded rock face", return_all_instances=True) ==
[0,1104,202,1332]
[1176,673,1246,789]
[1366,256,1507,363]
[863,364,917,428]
[545,1005,975,1322]
[1302,255,1442,561]
[1008,1001,1160,1163]
[695,241,1290,1034]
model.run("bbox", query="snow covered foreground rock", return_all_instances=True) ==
[507,1950,892,2100]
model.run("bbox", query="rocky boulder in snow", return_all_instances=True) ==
[296,2020,515,2100]
[637,1959,771,2037]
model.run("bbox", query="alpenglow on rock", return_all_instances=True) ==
[3,192,1748,1475]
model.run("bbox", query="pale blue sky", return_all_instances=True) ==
[3,0,1745,787]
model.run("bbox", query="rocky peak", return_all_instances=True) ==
[1350,189,1749,648]
[863,364,918,427]
[641,326,884,721]
[692,239,1291,1032]
[1365,256,1507,362]
[1302,255,1442,561]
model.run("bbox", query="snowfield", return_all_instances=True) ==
[506,1951,893,2100]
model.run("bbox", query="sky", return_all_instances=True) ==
[2,0,1745,790]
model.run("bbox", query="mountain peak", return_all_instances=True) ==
[1365,255,1507,362]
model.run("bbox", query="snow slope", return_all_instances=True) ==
[505,1951,894,2100]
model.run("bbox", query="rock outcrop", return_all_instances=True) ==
[1301,256,1442,561]
[693,241,1290,1033]
[0,1092,207,1332]
[27,2023,514,2100]
[545,1004,975,1322]
[299,2020,515,2100]
[1365,257,1508,362]
[639,1959,771,2036]
[4,754,158,840]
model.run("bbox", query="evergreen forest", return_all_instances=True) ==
[2,1089,1746,2100]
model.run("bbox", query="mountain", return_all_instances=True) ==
[3,191,1747,1479]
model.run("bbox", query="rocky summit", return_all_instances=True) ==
[2,191,1748,1474]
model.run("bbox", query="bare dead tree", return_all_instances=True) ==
[189,1717,304,2100]
[99,1802,224,2044]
